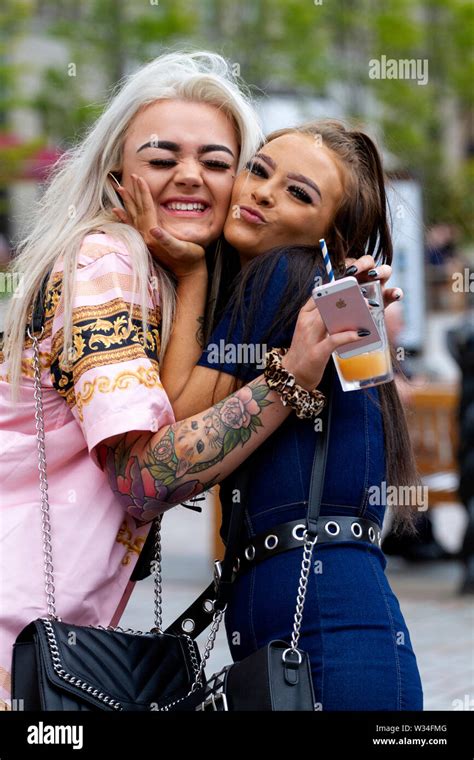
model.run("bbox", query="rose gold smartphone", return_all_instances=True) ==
[312,276,382,358]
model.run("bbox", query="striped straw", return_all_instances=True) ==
[319,238,335,282]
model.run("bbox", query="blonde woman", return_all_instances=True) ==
[0,52,363,708]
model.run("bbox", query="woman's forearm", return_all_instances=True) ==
[99,375,290,523]
[160,266,208,402]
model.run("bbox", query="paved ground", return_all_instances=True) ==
[386,558,473,711]
[121,500,473,712]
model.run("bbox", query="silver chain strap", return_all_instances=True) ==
[194,606,225,688]
[27,326,164,629]
[28,327,58,620]
[152,515,163,631]
[290,531,317,652]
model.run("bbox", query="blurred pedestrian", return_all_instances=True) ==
[447,291,474,594]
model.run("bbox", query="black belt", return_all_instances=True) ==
[165,515,381,639]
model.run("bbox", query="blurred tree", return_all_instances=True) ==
[198,0,473,237]
[2,0,472,238]
[28,0,199,143]
[0,0,39,237]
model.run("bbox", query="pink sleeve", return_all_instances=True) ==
[50,234,175,462]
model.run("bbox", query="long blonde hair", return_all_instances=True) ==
[3,50,263,395]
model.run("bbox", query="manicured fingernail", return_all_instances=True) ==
[394,290,403,300]
[368,299,380,307]
[150,227,163,238]
[357,329,371,337]
[361,287,368,295]
[368,269,378,277]
[345,265,358,275]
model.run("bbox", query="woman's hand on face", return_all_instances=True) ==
[282,296,360,390]
[112,174,206,279]
[343,255,403,309]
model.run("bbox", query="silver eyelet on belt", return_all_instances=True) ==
[245,545,256,561]
[264,534,279,550]
[181,618,195,633]
[233,557,241,573]
[292,524,306,541]
[324,520,341,536]
[202,599,214,613]
[351,522,363,539]
[377,531,382,546]
[368,526,376,543]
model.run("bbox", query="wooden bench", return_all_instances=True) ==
[406,383,460,506]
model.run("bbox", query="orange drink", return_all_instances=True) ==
[335,349,391,382]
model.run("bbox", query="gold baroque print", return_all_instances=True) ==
[51,299,161,364]
[0,351,51,382]
[50,345,161,410]
[50,305,162,392]
[116,520,146,566]
[75,366,164,421]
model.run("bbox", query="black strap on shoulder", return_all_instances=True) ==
[306,382,333,537]
[212,466,248,611]
[0,273,50,343]
[29,275,49,336]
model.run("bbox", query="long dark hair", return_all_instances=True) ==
[208,121,421,532]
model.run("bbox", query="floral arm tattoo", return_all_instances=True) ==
[97,380,275,524]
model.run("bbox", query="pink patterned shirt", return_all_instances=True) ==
[0,233,175,707]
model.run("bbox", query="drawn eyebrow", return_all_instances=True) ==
[254,152,276,169]
[136,140,234,158]
[197,144,235,158]
[136,140,179,153]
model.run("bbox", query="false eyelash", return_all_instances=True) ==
[148,159,231,170]
[149,159,176,167]
[289,185,312,203]
[245,160,268,177]
[203,160,232,169]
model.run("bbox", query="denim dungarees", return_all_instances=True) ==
[198,256,423,711]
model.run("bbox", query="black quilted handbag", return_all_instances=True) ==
[12,617,201,712]
[11,288,203,712]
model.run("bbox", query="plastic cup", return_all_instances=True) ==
[332,280,393,391]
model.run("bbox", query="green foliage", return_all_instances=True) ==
[1,0,472,236]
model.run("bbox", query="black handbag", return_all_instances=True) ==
[11,284,203,712]
[164,386,334,712]
[12,616,201,712]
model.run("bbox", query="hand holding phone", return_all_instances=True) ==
[312,276,382,358]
